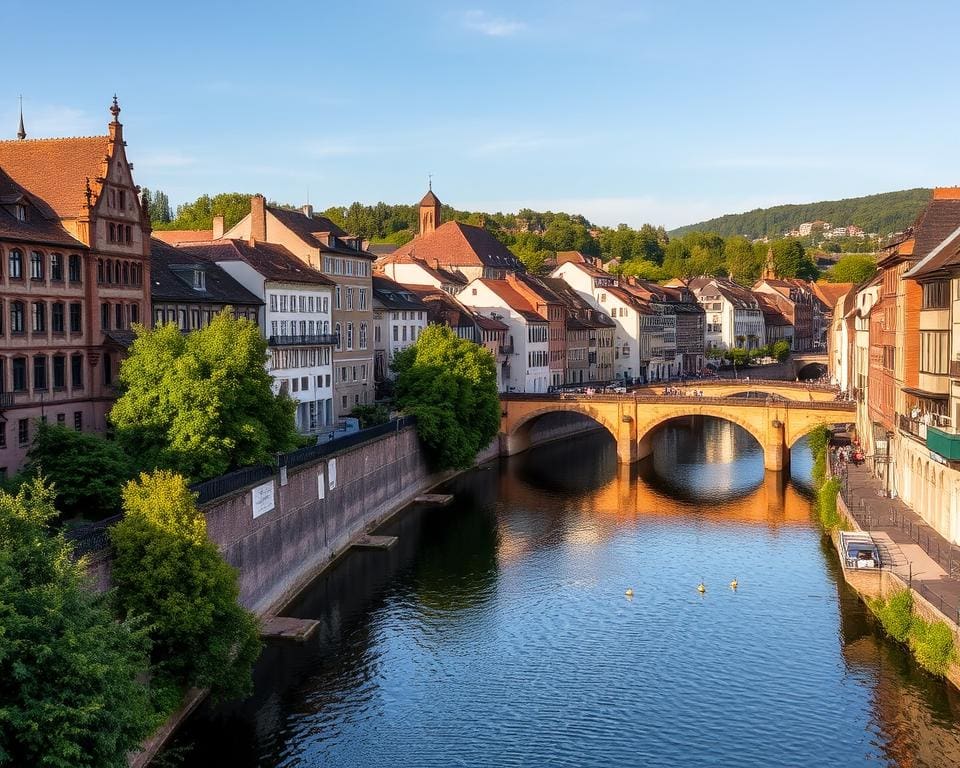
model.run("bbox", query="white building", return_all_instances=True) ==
[189,239,336,433]
[371,275,428,382]
[459,277,549,392]
[687,277,765,350]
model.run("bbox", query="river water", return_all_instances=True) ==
[166,417,960,767]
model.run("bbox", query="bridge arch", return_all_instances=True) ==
[504,404,620,457]
[796,362,828,380]
[634,405,768,458]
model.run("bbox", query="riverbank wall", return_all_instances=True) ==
[830,478,960,690]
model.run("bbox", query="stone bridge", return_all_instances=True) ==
[500,382,854,472]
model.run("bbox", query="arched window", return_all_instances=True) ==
[50,253,63,281]
[30,251,43,280]
[9,249,23,279]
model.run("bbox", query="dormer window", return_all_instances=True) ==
[14,204,25,221]
[192,269,205,291]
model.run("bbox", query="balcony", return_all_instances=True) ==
[0,392,13,409]
[928,425,960,462]
[268,333,339,347]
[499,344,515,355]
[898,413,927,442]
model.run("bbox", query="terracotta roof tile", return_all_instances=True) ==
[0,188,86,248]
[153,229,214,245]
[184,239,335,286]
[0,135,111,219]
[390,221,524,270]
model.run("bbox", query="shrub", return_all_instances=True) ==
[0,479,154,767]
[110,471,262,701]
[816,477,842,530]
[870,590,914,643]
[771,339,791,362]
[909,617,956,677]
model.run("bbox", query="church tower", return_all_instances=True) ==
[762,245,778,280]
[418,182,441,236]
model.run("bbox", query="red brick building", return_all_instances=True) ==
[0,98,150,475]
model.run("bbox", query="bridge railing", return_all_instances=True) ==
[500,392,855,411]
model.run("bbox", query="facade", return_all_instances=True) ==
[222,196,375,418]
[371,275,428,384]
[508,274,567,389]
[0,98,150,475]
[474,314,510,391]
[752,278,816,351]
[150,238,261,329]
[688,277,765,351]
[540,276,615,384]
[185,239,337,434]
[459,278,549,392]
[376,255,468,295]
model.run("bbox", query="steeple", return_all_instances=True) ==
[16,95,25,140]
[108,95,123,141]
[762,245,777,280]
[418,179,441,237]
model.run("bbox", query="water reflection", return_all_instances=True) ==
[166,418,960,768]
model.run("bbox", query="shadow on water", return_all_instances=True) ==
[164,416,960,768]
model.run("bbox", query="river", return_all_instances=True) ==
[165,417,960,767]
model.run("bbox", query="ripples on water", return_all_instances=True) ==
[166,417,960,768]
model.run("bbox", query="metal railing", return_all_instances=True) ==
[268,333,340,346]
[898,413,928,441]
[65,513,123,557]
[281,415,416,471]
[0,392,13,409]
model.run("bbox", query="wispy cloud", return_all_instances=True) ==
[461,9,525,37]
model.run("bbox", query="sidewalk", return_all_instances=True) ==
[838,460,960,623]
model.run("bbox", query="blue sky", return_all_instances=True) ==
[5,1,960,228]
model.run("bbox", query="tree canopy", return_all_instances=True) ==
[152,192,254,232]
[393,324,500,470]
[110,312,299,481]
[824,253,877,284]
[110,471,261,700]
[22,422,136,520]
[0,479,155,767]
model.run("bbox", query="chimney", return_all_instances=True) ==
[302,204,314,218]
[251,194,267,242]
[212,215,224,240]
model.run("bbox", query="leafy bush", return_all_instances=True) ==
[21,421,136,520]
[816,477,842,530]
[393,324,500,470]
[351,404,390,429]
[771,339,791,362]
[909,618,957,677]
[870,590,914,643]
[0,479,154,767]
[110,471,262,700]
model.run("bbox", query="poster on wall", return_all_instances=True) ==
[317,469,325,500]
[252,481,276,519]
[328,459,337,491]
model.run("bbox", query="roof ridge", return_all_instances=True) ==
[0,134,109,144]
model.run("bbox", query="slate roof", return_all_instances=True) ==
[267,205,376,259]
[474,314,509,332]
[389,221,525,270]
[910,188,960,261]
[689,276,758,309]
[0,135,111,219]
[904,225,960,279]
[372,274,428,310]
[185,239,335,286]
[151,238,263,305]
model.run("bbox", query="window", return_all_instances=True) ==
[361,364,367,380]
[57,413,65,425]
[74,411,83,431]
[0,423,4,449]
[10,301,24,333]
[18,419,29,447]
[346,322,354,349]
[32,302,46,333]
[30,251,43,280]
[358,288,367,310]
[922,281,949,309]
[269,294,278,312]
[71,354,83,389]
[292,378,299,392]
[103,353,113,386]
[97,259,104,283]
[336,286,341,310]
[352,366,357,381]
[50,253,63,281]
[68,254,82,282]
[125,225,132,244]
[375,325,381,343]
[14,204,25,221]
[115,303,123,330]
[280,295,288,312]
[33,355,47,390]
[301,376,308,389]
[68,304,82,335]
[322,296,329,313]
[393,325,399,342]
[53,355,65,389]
[12,358,26,391]
[346,288,354,310]
[130,303,139,325]
[299,296,306,313]
[9,249,22,279]
[101,303,110,331]
[359,322,367,350]
[920,330,949,374]
[402,325,407,342]
[335,323,342,350]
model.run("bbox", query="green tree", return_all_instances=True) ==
[109,471,261,700]
[764,239,819,280]
[825,254,877,284]
[22,422,137,520]
[0,479,154,767]
[110,312,299,481]
[154,193,254,232]
[771,339,791,362]
[620,258,668,281]
[724,235,763,284]
[393,325,499,470]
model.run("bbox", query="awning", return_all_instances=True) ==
[901,386,948,401]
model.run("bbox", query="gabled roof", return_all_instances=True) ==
[390,220,525,270]
[754,293,792,325]
[267,205,375,259]
[689,276,758,309]
[0,135,111,219]
[909,188,960,261]
[606,285,654,314]
[377,254,469,286]
[0,181,87,248]
[184,239,335,286]
[153,229,214,245]
[474,314,509,332]
[371,274,428,310]
[404,284,478,330]
[904,224,960,279]
[151,238,263,305]
[810,282,854,311]
[473,278,546,321]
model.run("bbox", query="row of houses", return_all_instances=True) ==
[829,188,960,545]
[0,98,844,475]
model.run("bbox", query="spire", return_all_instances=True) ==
[418,182,441,237]
[16,95,25,140]
[110,94,121,122]
[762,245,777,280]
